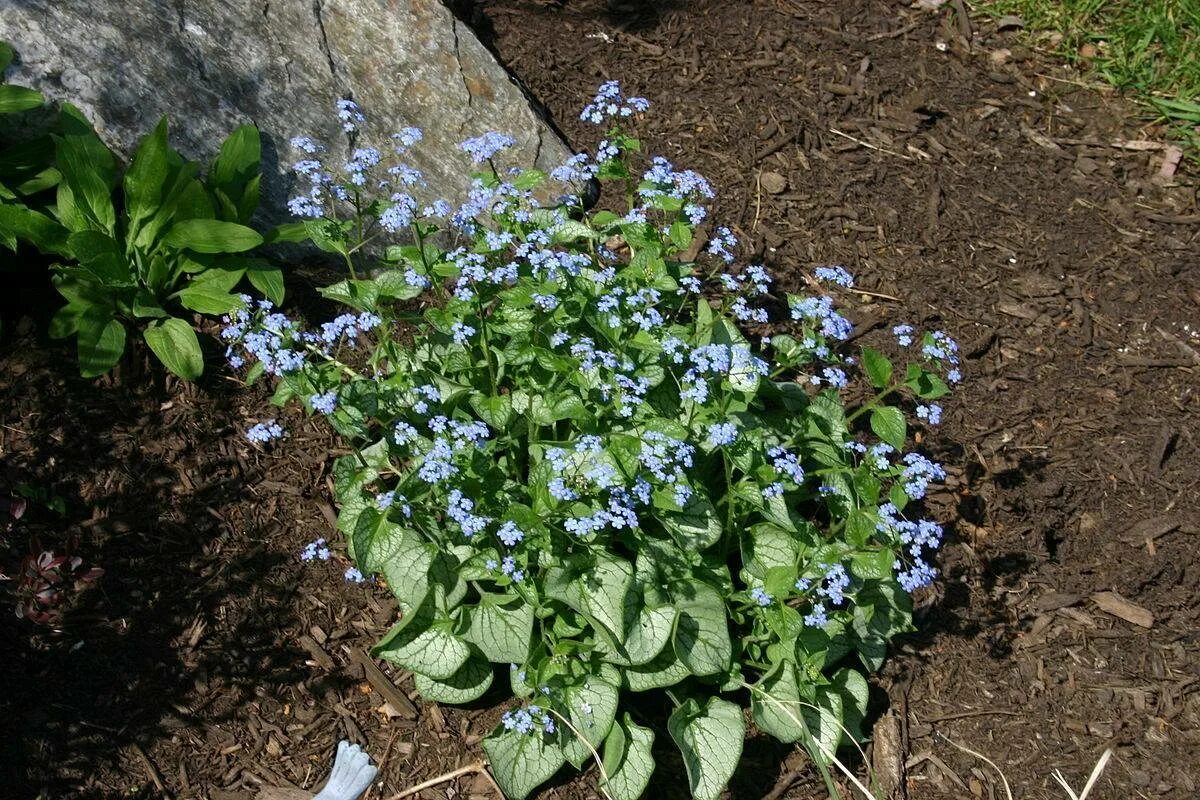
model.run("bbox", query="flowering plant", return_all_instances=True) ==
[225,85,959,800]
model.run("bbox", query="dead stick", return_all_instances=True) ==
[130,742,174,799]
[384,761,488,800]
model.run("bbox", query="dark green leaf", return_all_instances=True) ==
[869,406,906,449]
[143,318,204,380]
[163,219,263,253]
[861,346,893,389]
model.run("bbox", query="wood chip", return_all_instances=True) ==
[298,635,335,670]
[1032,592,1080,613]
[350,647,419,720]
[760,171,788,194]
[1091,591,1154,628]
[1121,516,1182,545]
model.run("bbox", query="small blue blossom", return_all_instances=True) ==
[497,521,524,548]
[310,392,338,415]
[300,538,330,562]
[893,324,914,347]
[899,453,946,500]
[344,566,365,583]
[459,131,517,163]
[916,404,943,426]
[336,99,365,132]
[706,422,738,448]
[814,265,855,288]
[247,420,284,443]
[750,587,773,607]
[803,603,829,628]
[451,321,476,344]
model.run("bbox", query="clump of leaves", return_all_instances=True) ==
[0,67,282,379]
[226,88,960,800]
[11,536,103,627]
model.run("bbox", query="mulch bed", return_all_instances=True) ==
[3,1,1198,798]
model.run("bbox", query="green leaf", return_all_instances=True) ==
[247,265,284,305]
[177,279,244,314]
[657,492,722,551]
[830,668,869,742]
[561,677,619,768]
[374,595,470,680]
[352,511,432,613]
[624,646,691,691]
[673,583,732,676]
[413,655,494,704]
[209,124,261,223]
[0,42,13,72]
[76,313,126,378]
[750,660,806,742]
[600,604,675,666]
[124,117,171,231]
[0,85,44,114]
[667,696,744,800]
[545,553,635,645]
[0,204,70,254]
[550,219,594,244]
[483,726,566,800]
[463,595,534,664]
[143,318,204,380]
[861,346,893,389]
[869,406,906,449]
[601,716,655,800]
[163,219,263,253]
[470,394,515,430]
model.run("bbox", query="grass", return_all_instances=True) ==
[975,0,1200,151]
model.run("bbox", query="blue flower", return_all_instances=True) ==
[344,566,366,583]
[497,521,524,547]
[310,392,338,415]
[459,131,517,163]
[247,420,284,443]
[451,321,476,344]
[816,563,850,605]
[893,324,914,347]
[750,587,773,607]
[579,80,650,124]
[916,404,943,425]
[803,603,828,628]
[814,266,855,288]
[706,422,738,447]
[899,453,945,499]
[336,99,365,132]
[300,538,330,562]
[767,446,805,483]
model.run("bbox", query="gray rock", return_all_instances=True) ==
[1,0,572,222]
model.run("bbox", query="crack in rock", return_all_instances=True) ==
[449,16,473,135]
[312,0,339,86]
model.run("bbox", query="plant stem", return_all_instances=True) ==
[846,383,899,423]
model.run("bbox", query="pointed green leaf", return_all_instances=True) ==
[163,219,263,253]
[673,583,732,676]
[624,646,691,691]
[247,265,284,305]
[143,318,203,380]
[601,715,655,800]
[374,596,470,680]
[667,697,744,800]
[482,726,566,800]
[463,595,534,664]
[124,118,171,230]
[414,655,494,704]
[869,406,906,449]
[750,660,806,743]
[561,677,619,768]
[76,314,126,377]
[0,85,44,114]
[860,346,892,389]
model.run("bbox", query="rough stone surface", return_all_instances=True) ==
[1,0,572,221]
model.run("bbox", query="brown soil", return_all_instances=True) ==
[3,1,1198,799]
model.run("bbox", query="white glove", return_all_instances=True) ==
[312,740,378,800]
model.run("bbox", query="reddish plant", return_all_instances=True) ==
[13,537,103,626]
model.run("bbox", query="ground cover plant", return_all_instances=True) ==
[0,74,280,379]
[977,0,1200,152]
[223,85,960,800]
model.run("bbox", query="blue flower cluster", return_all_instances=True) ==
[579,80,649,125]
